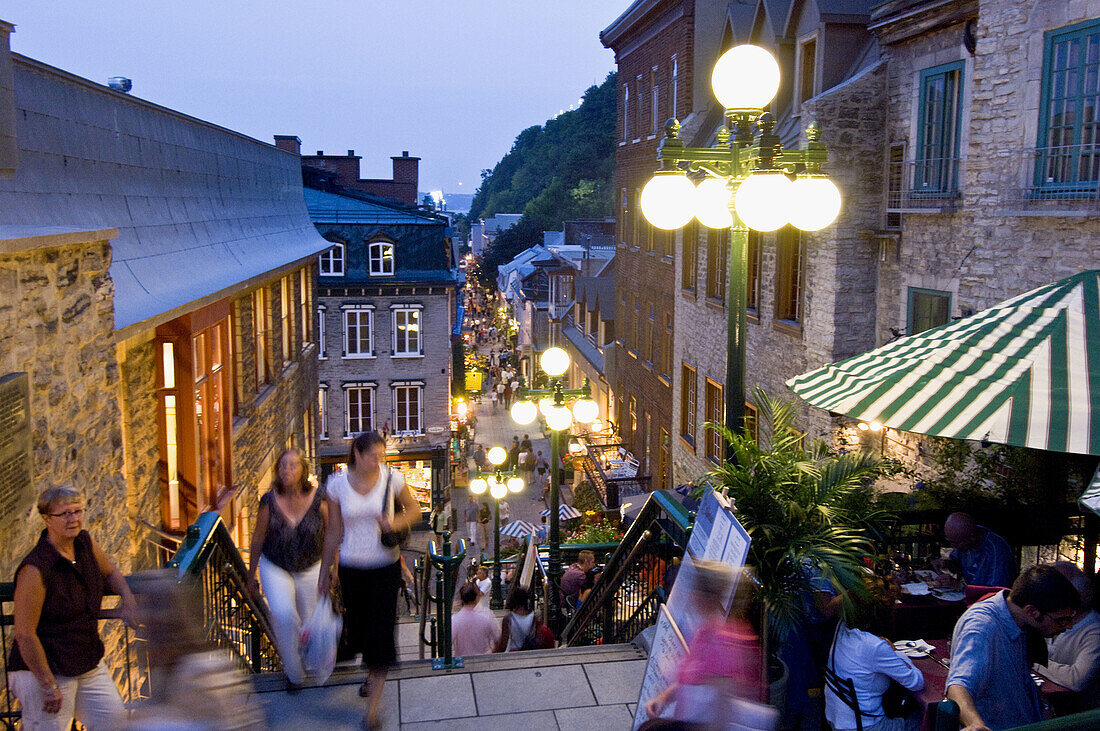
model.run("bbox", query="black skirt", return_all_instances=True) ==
[338,560,401,670]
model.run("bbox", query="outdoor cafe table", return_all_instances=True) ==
[888,596,967,640]
[911,639,1074,731]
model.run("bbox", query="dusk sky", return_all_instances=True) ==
[5,1,617,197]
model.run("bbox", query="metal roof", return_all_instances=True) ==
[304,188,441,225]
[1,55,332,332]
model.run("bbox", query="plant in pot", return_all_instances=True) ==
[702,389,891,721]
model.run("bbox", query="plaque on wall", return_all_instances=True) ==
[0,372,32,524]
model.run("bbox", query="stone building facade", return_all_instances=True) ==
[306,186,456,513]
[0,29,328,591]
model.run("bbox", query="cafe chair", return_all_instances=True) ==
[964,585,1005,606]
[822,666,865,731]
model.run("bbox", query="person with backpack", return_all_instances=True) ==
[493,588,553,651]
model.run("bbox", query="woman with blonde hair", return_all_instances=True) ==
[247,447,327,688]
[8,485,137,730]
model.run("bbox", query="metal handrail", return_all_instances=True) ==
[167,512,281,673]
[559,490,693,646]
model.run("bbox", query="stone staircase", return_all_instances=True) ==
[252,641,647,730]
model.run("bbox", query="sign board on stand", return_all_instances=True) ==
[632,490,752,729]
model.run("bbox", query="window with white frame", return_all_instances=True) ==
[392,305,422,356]
[317,305,327,359]
[344,383,375,436]
[392,383,423,435]
[318,384,328,440]
[368,240,395,276]
[319,242,345,276]
[342,305,375,358]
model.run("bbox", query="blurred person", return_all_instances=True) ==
[247,448,326,688]
[125,571,261,729]
[642,562,773,729]
[8,485,136,730]
[940,512,1015,588]
[452,583,499,656]
[464,496,480,549]
[562,550,596,600]
[319,431,419,729]
[399,555,418,615]
[477,500,492,548]
[1035,561,1100,708]
[947,564,1080,731]
[474,566,492,612]
[825,582,925,731]
[535,451,549,493]
[429,503,449,545]
[508,436,520,471]
[498,499,511,525]
[472,444,488,473]
[493,587,547,651]
[520,434,533,454]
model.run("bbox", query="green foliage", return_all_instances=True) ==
[913,437,1085,512]
[565,517,624,544]
[572,480,604,514]
[704,389,892,644]
[468,72,618,285]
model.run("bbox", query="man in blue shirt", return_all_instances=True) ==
[947,565,1079,731]
[944,512,1016,587]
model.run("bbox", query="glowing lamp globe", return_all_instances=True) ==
[545,405,573,432]
[507,477,524,493]
[711,45,781,110]
[695,177,733,229]
[511,400,537,425]
[639,173,696,230]
[487,446,508,466]
[489,481,508,500]
[734,172,792,232]
[788,177,841,231]
[469,477,488,495]
[572,397,599,424]
[538,397,555,417]
[540,347,570,377]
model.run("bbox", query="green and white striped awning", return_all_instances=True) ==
[786,270,1100,457]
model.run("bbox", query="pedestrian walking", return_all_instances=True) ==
[536,451,549,494]
[508,436,520,471]
[247,448,326,688]
[477,501,492,549]
[464,496,480,549]
[319,431,419,728]
[489,389,498,411]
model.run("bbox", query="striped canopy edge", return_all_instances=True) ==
[786,270,1100,456]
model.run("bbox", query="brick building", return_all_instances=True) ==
[602,0,729,489]
[276,135,421,207]
[303,181,456,513]
[0,22,328,584]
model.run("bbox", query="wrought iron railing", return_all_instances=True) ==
[886,157,964,212]
[561,490,692,647]
[167,512,282,674]
[1002,144,1100,214]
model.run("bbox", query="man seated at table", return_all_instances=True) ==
[1034,561,1100,709]
[946,564,1079,731]
[941,512,1015,588]
[561,550,595,600]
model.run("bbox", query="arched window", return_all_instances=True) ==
[368,240,395,276]
[319,241,345,276]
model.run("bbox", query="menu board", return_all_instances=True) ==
[632,604,689,729]
[634,490,752,729]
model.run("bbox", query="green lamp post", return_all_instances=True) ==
[469,446,524,610]
[509,346,599,634]
[639,44,841,441]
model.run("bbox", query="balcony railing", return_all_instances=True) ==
[1002,144,1100,214]
[886,157,964,213]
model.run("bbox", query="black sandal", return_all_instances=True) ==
[358,677,371,697]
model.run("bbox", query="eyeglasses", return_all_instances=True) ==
[47,508,85,520]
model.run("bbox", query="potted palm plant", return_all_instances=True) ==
[703,389,890,715]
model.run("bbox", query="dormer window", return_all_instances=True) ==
[368,240,395,276]
[319,242,345,276]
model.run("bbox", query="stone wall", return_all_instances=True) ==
[0,232,127,579]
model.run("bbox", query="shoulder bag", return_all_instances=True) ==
[379,468,410,548]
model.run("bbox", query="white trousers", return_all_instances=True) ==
[467,521,480,547]
[11,659,124,730]
[259,555,321,684]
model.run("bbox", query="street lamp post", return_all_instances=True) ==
[509,347,599,634]
[469,446,524,609]
[639,44,841,442]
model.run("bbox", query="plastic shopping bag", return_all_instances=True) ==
[299,594,342,683]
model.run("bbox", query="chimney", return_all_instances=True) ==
[0,19,16,179]
[274,135,301,155]
[348,149,355,157]
[391,151,420,203]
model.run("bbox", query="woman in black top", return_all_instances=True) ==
[9,485,136,729]
[247,448,327,686]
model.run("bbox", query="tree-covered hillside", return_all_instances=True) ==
[470,71,617,278]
